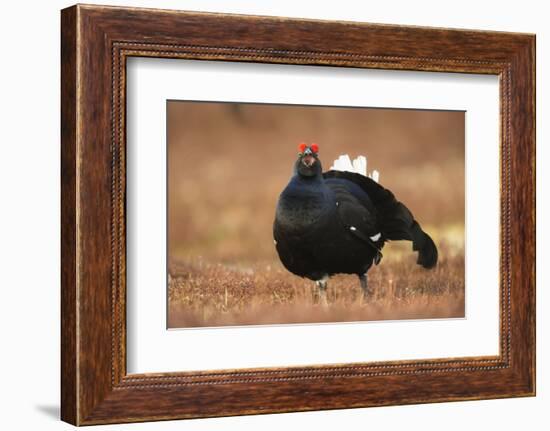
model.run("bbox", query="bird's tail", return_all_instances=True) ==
[330,154,380,182]
[379,202,438,269]
[410,221,438,269]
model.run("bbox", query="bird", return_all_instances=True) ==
[273,142,438,304]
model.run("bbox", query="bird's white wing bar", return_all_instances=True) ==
[330,154,380,182]
[370,232,381,241]
[351,227,381,242]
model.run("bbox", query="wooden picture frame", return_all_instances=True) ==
[61,4,535,425]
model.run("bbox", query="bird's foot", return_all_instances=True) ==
[359,290,373,305]
[315,276,329,307]
[359,273,372,305]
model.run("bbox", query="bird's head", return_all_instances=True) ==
[295,142,322,178]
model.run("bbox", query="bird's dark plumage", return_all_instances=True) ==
[273,145,437,299]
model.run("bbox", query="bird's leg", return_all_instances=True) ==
[315,276,329,307]
[359,273,372,303]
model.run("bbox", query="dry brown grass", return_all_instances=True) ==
[168,240,464,328]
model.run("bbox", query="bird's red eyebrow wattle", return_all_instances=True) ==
[311,143,319,153]
[298,142,307,153]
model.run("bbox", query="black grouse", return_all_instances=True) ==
[273,143,438,303]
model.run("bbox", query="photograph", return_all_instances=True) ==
[167,101,465,328]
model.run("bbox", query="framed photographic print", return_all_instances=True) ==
[61,4,535,425]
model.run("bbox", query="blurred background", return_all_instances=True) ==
[168,101,464,262]
[167,101,465,327]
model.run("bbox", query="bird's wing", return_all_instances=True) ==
[323,170,438,268]
[324,178,379,235]
[323,176,383,263]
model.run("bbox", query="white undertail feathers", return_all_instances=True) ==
[330,155,379,182]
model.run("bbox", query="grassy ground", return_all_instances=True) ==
[168,235,464,328]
